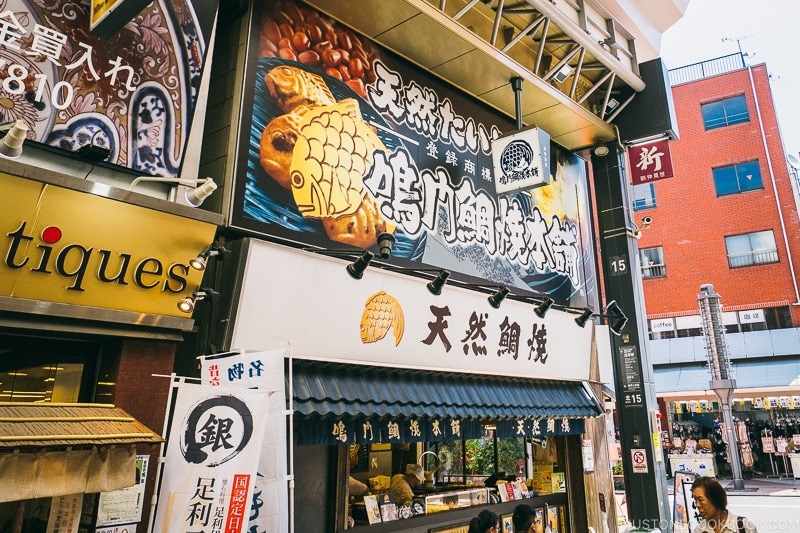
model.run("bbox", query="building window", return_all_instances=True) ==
[675,315,703,338]
[437,425,527,485]
[632,183,656,210]
[713,160,763,196]
[701,95,749,129]
[725,230,779,268]
[640,247,666,279]
[0,334,100,403]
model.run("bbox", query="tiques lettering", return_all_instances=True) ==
[4,221,189,293]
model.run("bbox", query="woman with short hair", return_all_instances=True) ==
[691,476,757,533]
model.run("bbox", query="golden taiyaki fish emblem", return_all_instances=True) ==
[360,291,405,346]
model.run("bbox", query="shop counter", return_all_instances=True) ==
[668,454,717,478]
[350,492,568,533]
[420,487,490,513]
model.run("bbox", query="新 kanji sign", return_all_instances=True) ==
[628,139,674,185]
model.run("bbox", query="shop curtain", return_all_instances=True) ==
[0,445,135,502]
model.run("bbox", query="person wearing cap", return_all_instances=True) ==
[389,463,424,505]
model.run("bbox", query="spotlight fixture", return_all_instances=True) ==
[426,269,451,295]
[129,176,219,208]
[575,308,595,328]
[534,297,555,318]
[376,232,396,259]
[488,286,510,309]
[0,119,28,159]
[185,178,219,207]
[605,300,629,336]
[606,300,623,316]
[189,243,228,271]
[610,315,629,336]
[346,251,374,280]
[177,288,219,314]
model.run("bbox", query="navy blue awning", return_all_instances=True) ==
[291,360,602,425]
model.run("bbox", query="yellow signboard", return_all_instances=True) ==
[1,173,216,318]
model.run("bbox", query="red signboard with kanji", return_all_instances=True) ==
[628,139,675,185]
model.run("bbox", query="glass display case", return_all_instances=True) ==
[422,487,490,514]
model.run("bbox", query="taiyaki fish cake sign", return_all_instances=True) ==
[0,0,217,177]
[231,240,594,383]
[233,0,598,310]
[491,126,552,195]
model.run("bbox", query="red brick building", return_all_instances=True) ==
[634,54,800,474]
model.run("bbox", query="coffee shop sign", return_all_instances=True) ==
[0,10,138,109]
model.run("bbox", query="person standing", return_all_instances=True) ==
[468,510,499,533]
[691,476,757,533]
[389,463,424,505]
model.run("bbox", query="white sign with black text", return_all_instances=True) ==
[152,382,269,533]
[491,126,551,195]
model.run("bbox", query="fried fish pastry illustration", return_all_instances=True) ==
[360,291,405,346]
[259,110,304,190]
[266,65,336,113]
[258,64,396,247]
[321,194,395,248]
[289,99,385,218]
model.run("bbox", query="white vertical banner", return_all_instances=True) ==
[200,349,288,533]
[152,382,268,533]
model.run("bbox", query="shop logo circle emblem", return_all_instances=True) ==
[499,139,534,175]
[180,394,254,466]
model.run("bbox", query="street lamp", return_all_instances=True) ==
[698,284,745,490]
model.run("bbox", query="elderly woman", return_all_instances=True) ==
[691,476,758,533]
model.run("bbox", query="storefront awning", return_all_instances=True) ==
[655,358,800,399]
[292,359,602,424]
[0,403,162,502]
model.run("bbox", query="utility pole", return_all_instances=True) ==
[592,145,671,532]
[697,284,745,490]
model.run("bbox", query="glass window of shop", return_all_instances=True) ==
[345,424,566,528]
[0,333,104,403]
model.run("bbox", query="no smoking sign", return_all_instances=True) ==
[631,448,648,473]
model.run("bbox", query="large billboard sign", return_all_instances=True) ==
[232,0,598,308]
[0,0,217,177]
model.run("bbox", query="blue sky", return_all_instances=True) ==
[660,0,800,159]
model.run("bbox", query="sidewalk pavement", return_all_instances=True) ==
[664,476,800,497]
[715,476,800,497]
